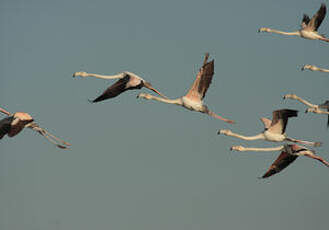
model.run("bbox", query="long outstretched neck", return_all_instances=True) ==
[231,145,284,152]
[74,72,124,80]
[219,130,265,141]
[138,93,182,105]
[262,28,300,36]
[284,94,317,108]
[0,107,12,116]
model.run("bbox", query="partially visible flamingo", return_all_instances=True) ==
[73,71,167,102]
[137,53,235,123]
[218,109,321,147]
[283,94,329,127]
[302,64,329,73]
[259,4,329,42]
[0,107,70,149]
[230,144,329,178]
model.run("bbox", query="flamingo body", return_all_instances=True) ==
[181,96,205,112]
[0,112,34,139]
[137,53,235,124]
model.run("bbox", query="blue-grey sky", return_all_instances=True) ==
[1,0,329,229]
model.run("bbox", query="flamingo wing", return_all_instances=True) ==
[308,3,326,31]
[319,100,329,127]
[302,14,311,25]
[269,109,298,134]
[91,75,130,102]
[0,116,13,139]
[186,54,214,101]
[261,151,298,178]
[260,117,272,129]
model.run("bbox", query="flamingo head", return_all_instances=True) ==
[305,107,317,113]
[258,27,271,33]
[301,65,317,71]
[283,94,297,100]
[73,71,88,78]
[230,145,246,151]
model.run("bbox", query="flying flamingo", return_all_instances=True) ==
[136,53,235,123]
[283,94,329,127]
[0,107,70,149]
[230,144,329,178]
[302,64,329,73]
[259,4,329,42]
[73,71,167,103]
[218,109,321,147]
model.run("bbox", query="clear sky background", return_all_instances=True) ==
[1,0,329,229]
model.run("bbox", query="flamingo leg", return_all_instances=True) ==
[285,137,322,147]
[26,122,70,149]
[207,111,235,124]
[0,107,12,116]
[305,153,329,167]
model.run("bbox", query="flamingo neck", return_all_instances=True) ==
[234,146,284,152]
[288,95,317,108]
[267,29,300,36]
[139,94,182,105]
[227,132,265,141]
[317,67,329,73]
[79,72,124,80]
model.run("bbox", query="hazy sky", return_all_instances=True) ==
[1,0,329,229]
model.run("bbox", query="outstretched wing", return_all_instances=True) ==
[261,151,298,178]
[269,109,298,134]
[302,14,311,26]
[91,75,130,102]
[0,116,13,139]
[260,117,272,129]
[186,53,214,101]
[308,4,327,31]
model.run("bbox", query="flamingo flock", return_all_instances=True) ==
[2,3,329,179]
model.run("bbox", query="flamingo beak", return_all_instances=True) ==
[301,66,305,71]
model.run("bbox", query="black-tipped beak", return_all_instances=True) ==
[305,109,308,113]
[301,66,305,71]
[217,130,221,135]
